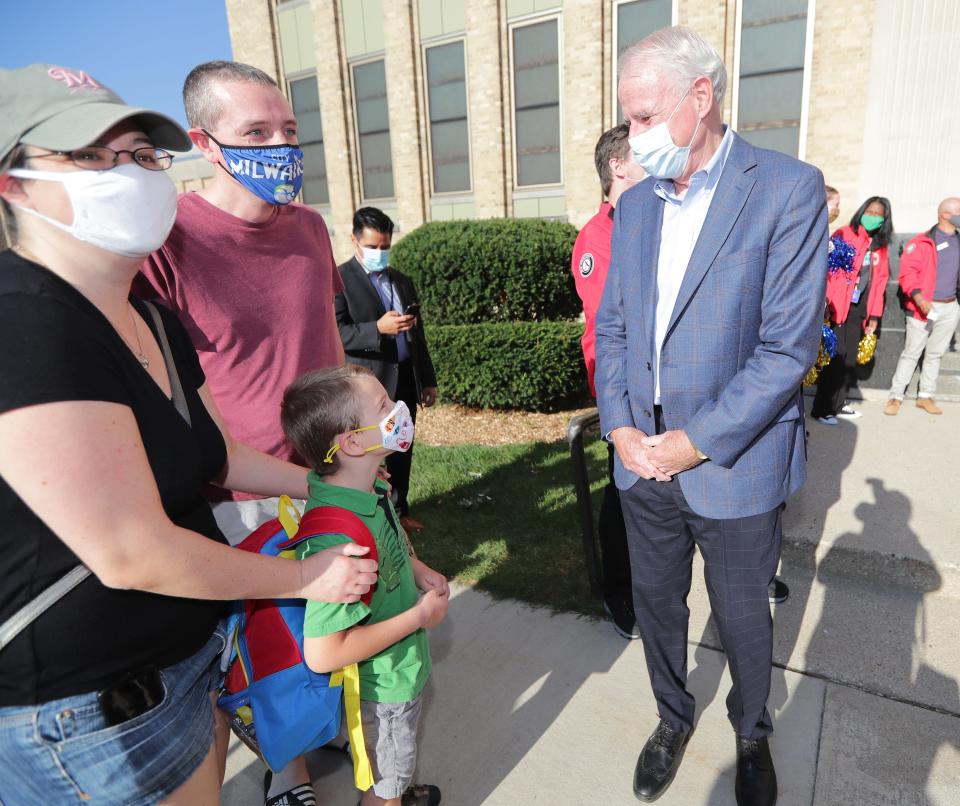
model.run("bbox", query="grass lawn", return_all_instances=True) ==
[406,437,610,616]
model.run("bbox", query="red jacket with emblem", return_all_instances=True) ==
[824,224,889,327]
[898,229,945,321]
[570,203,614,396]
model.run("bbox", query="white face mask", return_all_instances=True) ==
[628,86,702,180]
[9,163,177,258]
[323,400,415,464]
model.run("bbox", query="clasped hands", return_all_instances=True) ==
[611,426,704,481]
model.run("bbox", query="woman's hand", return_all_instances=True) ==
[299,544,379,603]
[864,318,878,336]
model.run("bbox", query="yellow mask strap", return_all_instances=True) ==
[323,424,380,464]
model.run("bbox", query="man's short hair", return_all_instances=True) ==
[182,61,278,131]
[620,26,727,108]
[353,206,395,238]
[825,185,839,198]
[594,124,631,197]
[281,365,375,474]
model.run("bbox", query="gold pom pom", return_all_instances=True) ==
[856,333,878,365]
[803,365,820,386]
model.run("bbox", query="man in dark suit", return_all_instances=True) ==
[335,207,437,531]
[595,26,826,806]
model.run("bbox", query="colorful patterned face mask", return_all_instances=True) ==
[324,401,415,464]
[204,130,304,205]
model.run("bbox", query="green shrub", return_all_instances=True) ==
[391,218,580,325]
[426,321,588,411]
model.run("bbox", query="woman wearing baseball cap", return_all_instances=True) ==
[0,65,376,805]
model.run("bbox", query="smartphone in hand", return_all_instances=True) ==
[404,303,420,317]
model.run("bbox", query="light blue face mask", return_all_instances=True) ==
[361,247,390,272]
[627,86,701,180]
[203,130,304,205]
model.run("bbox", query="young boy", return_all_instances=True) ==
[281,365,448,806]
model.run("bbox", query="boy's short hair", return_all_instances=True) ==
[594,124,631,197]
[281,365,374,474]
[825,185,839,198]
[182,60,278,131]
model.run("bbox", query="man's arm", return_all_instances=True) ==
[683,168,828,468]
[898,243,933,316]
[594,205,633,437]
[334,287,382,352]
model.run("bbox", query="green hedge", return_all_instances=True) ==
[391,218,580,325]
[426,321,588,411]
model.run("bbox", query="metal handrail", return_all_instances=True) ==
[566,408,603,599]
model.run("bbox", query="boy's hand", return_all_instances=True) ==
[412,559,449,597]
[416,589,448,629]
[300,544,378,603]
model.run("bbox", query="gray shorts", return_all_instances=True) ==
[360,694,423,799]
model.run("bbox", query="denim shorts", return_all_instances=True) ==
[0,624,226,806]
[360,694,423,799]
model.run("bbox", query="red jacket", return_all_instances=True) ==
[898,229,950,321]
[571,203,614,396]
[824,224,888,327]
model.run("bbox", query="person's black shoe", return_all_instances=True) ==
[735,736,778,806]
[263,771,317,806]
[633,719,691,801]
[603,592,641,640]
[768,579,789,604]
[402,783,441,805]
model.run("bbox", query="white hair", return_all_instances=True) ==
[620,26,727,108]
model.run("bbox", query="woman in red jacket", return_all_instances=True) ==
[812,196,893,423]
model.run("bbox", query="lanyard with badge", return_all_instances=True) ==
[851,249,871,305]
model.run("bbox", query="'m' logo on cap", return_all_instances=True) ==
[48,67,102,91]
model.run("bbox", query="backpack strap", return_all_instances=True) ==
[280,506,379,605]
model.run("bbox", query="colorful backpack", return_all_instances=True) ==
[218,496,377,788]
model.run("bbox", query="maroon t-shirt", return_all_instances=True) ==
[136,193,344,500]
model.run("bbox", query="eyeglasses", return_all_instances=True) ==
[25,146,174,172]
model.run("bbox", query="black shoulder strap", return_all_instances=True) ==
[144,301,191,427]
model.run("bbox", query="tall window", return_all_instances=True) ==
[736,0,809,157]
[289,76,328,205]
[352,59,395,199]
[614,0,673,123]
[425,40,471,194]
[511,18,561,187]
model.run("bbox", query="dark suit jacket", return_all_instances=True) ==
[335,257,437,403]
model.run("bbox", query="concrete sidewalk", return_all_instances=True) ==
[222,399,960,805]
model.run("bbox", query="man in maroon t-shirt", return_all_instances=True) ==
[135,61,346,806]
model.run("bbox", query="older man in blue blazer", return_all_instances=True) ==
[595,26,826,806]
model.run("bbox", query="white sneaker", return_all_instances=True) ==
[817,415,839,425]
[836,405,863,420]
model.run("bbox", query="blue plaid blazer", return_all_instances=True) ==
[595,133,827,519]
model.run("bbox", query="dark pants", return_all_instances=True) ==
[600,443,632,598]
[620,476,782,739]
[387,361,418,516]
[812,300,865,418]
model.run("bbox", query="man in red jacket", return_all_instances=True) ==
[571,124,645,639]
[886,198,960,415]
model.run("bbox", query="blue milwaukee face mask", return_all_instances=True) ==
[204,130,304,205]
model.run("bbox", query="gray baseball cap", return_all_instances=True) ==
[0,63,192,162]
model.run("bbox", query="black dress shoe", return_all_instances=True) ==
[633,719,691,802]
[735,735,778,806]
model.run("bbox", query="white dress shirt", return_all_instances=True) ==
[653,126,735,402]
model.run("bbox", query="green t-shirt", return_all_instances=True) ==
[297,473,431,703]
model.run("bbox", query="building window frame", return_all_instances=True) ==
[731,0,817,160]
[508,12,564,191]
[286,69,331,209]
[611,0,678,127]
[422,36,474,197]
[348,53,396,202]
